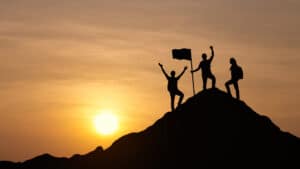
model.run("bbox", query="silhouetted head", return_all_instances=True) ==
[202,53,207,60]
[171,71,176,77]
[230,57,237,65]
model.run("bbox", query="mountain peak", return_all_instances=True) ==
[1,88,299,169]
[102,88,300,168]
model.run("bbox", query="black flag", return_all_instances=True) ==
[172,48,192,60]
[172,48,195,95]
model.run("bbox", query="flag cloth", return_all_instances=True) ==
[172,48,192,60]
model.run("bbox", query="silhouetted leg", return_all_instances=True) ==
[202,76,207,90]
[233,81,240,100]
[225,80,233,96]
[170,92,175,111]
[211,74,216,88]
[177,90,184,107]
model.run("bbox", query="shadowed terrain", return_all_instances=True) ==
[1,89,299,169]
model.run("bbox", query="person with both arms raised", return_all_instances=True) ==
[158,63,187,111]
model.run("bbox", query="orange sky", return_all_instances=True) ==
[0,0,300,161]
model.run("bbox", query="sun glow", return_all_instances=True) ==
[94,110,119,135]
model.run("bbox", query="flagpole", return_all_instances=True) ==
[190,57,196,96]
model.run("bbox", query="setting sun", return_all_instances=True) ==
[94,110,119,135]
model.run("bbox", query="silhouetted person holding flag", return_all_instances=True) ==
[191,46,216,90]
[225,57,243,100]
[159,63,187,111]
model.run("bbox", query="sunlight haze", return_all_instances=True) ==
[0,0,300,161]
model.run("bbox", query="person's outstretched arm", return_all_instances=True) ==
[158,63,169,79]
[191,64,200,73]
[209,46,214,61]
[177,66,188,79]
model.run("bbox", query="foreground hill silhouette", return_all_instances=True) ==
[1,89,299,169]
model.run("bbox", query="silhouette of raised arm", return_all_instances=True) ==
[177,66,188,79]
[209,46,214,61]
[158,63,169,79]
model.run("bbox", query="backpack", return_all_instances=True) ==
[236,66,243,79]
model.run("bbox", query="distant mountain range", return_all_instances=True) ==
[1,88,299,169]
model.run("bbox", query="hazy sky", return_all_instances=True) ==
[0,0,300,161]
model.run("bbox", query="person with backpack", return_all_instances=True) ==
[158,63,187,111]
[225,57,243,100]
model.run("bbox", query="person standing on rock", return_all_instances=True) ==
[225,57,243,100]
[191,46,216,90]
[159,63,187,111]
